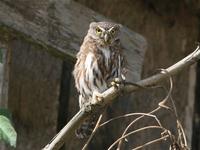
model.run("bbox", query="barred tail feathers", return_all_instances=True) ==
[75,114,99,139]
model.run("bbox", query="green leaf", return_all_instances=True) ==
[0,115,17,147]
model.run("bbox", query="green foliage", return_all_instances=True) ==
[0,108,17,147]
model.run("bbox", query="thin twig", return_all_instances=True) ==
[158,69,173,109]
[117,74,173,149]
[177,120,188,148]
[132,135,169,150]
[100,113,163,128]
[116,107,161,149]
[108,126,165,150]
[82,114,103,150]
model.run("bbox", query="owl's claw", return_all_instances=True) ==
[111,77,125,88]
[84,105,92,112]
[92,91,104,105]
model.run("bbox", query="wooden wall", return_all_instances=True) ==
[0,0,199,149]
[0,0,146,149]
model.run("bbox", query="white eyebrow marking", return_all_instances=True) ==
[98,26,105,31]
[108,26,115,32]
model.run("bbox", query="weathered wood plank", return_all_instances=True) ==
[0,0,146,80]
[0,42,8,108]
[0,0,147,149]
[7,38,63,150]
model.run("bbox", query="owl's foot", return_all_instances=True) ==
[111,77,125,88]
[84,104,92,112]
[92,91,104,105]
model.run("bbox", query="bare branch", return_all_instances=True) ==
[43,46,200,150]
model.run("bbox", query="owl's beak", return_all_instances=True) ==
[104,33,110,43]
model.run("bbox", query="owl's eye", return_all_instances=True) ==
[96,27,102,35]
[110,29,116,35]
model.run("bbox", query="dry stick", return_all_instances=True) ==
[157,79,188,148]
[82,114,103,150]
[116,75,173,149]
[166,85,189,148]
[100,112,163,128]
[177,120,188,148]
[108,126,165,150]
[117,46,196,149]
[101,112,164,149]
[132,135,170,150]
[118,73,187,150]
[116,107,160,149]
[99,86,165,128]
[42,46,200,150]
[163,82,188,148]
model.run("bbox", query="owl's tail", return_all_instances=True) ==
[75,114,99,139]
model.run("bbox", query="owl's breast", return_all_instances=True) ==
[84,52,108,93]
[74,47,118,99]
[99,47,111,68]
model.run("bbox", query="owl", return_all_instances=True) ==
[73,21,125,138]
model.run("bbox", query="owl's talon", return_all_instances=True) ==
[111,77,124,88]
[84,104,92,112]
[92,91,103,104]
[111,82,119,89]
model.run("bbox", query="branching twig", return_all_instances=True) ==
[108,126,165,150]
[132,134,169,150]
[100,112,163,128]
[116,74,173,149]
[177,120,188,148]
[43,46,200,150]
[116,108,160,149]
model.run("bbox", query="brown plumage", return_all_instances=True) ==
[73,21,125,138]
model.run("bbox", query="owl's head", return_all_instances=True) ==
[87,22,122,45]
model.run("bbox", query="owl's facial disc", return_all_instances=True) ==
[94,25,119,45]
[104,27,118,44]
[95,26,109,43]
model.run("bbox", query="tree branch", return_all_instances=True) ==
[43,46,200,150]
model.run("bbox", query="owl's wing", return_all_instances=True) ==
[118,44,128,81]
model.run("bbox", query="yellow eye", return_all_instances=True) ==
[96,27,102,34]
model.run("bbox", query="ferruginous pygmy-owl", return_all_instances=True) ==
[73,21,125,138]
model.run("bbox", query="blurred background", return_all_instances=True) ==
[0,0,199,149]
